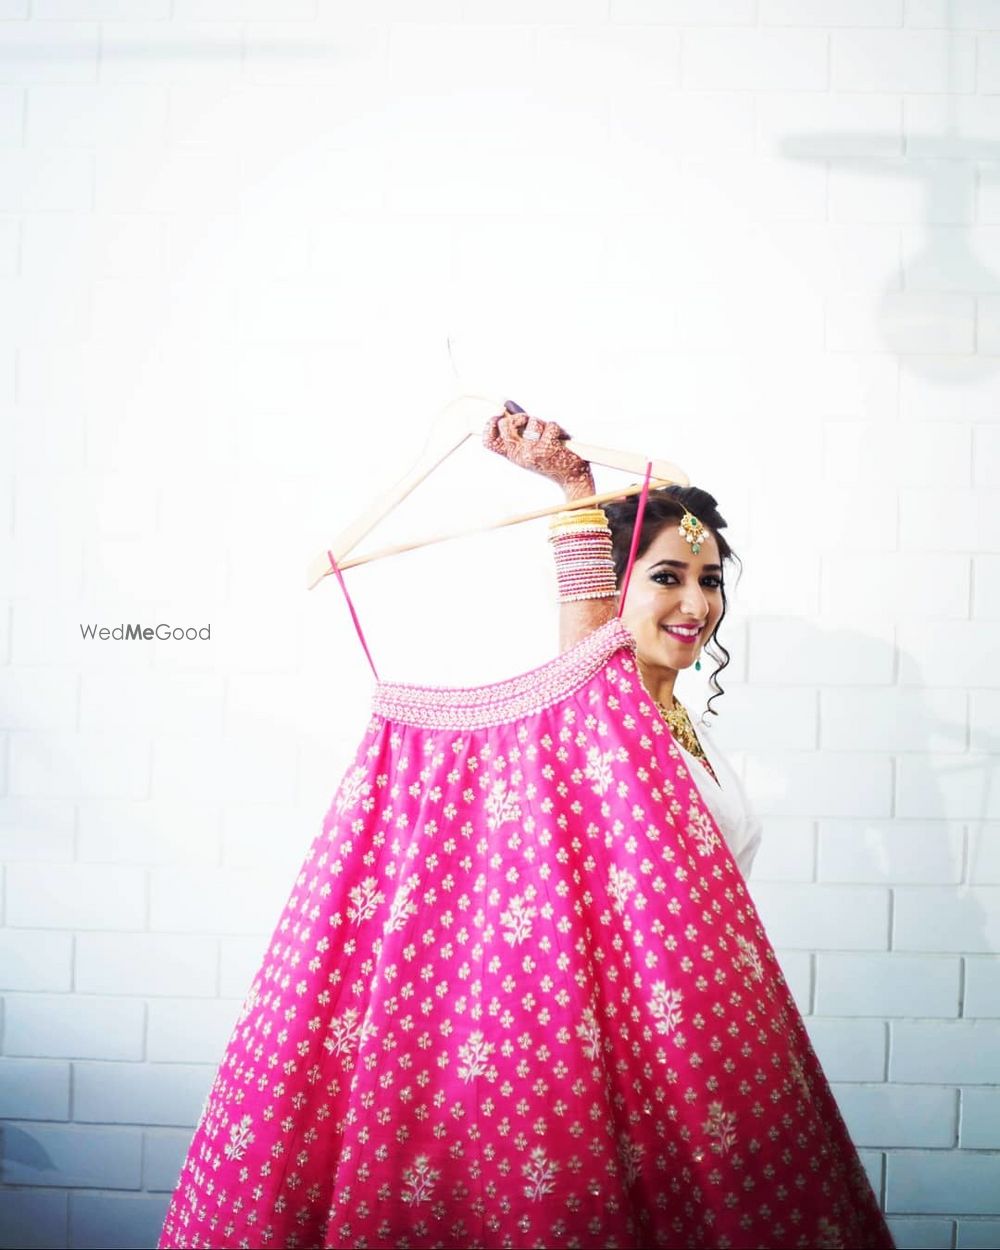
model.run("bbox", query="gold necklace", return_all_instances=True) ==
[655,697,705,760]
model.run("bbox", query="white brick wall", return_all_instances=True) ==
[888,1150,1000,1215]
[75,932,218,997]
[142,1130,190,1192]
[2,1125,141,1189]
[0,1189,69,1250]
[832,30,977,92]
[1,6,997,1249]
[820,540,970,622]
[964,957,1000,1014]
[961,1087,1000,1148]
[6,862,147,929]
[805,1017,888,1081]
[817,953,961,1016]
[818,819,965,883]
[73,1063,210,1128]
[145,997,238,1064]
[67,1194,169,1250]
[0,928,72,991]
[746,750,893,817]
[890,1022,1000,1083]
[0,1059,70,1121]
[4,995,145,1061]
[833,1082,959,1147]
[683,29,829,90]
[970,822,1000,883]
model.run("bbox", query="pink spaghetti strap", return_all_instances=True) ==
[616,461,654,618]
[326,550,380,681]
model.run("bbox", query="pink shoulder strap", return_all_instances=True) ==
[326,550,380,681]
[616,461,654,618]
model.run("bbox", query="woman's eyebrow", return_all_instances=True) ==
[649,559,724,572]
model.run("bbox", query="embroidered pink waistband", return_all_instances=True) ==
[371,618,637,730]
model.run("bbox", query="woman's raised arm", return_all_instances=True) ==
[482,403,617,652]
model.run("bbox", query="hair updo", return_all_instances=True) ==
[603,484,741,719]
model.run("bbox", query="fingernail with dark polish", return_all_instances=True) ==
[504,400,525,414]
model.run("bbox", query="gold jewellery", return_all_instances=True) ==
[549,499,712,671]
[550,500,708,554]
[678,509,708,555]
[547,508,618,603]
[656,698,703,757]
[656,698,718,782]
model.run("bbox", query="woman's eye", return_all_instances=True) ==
[651,573,722,589]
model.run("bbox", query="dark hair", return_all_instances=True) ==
[603,485,742,719]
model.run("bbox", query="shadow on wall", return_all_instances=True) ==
[781,0,1000,384]
[727,617,999,1238]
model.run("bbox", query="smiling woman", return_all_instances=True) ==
[602,484,758,861]
[604,484,737,721]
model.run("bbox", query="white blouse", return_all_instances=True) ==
[676,720,762,880]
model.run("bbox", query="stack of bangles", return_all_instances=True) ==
[548,506,617,603]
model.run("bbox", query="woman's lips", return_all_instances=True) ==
[662,625,702,645]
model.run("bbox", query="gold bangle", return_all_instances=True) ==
[548,508,609,531]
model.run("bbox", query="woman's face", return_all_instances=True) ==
[618,520,724,675]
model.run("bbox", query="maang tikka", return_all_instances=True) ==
[678,507,708,556]
[678,504,709,671]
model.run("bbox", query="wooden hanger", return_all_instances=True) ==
[306,392,690,589]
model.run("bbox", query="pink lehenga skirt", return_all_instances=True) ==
[158,619,894,1250]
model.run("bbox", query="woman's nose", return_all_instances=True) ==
[681,585,709,617]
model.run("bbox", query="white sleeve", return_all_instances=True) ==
[692,720,763,880]
[736,809,763,880]
[727,756,763,880]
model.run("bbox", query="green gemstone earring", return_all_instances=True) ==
[695,658,701,671]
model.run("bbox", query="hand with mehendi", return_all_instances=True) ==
[482,400,595,499]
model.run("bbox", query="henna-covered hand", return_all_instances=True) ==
[482,400,595,497]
